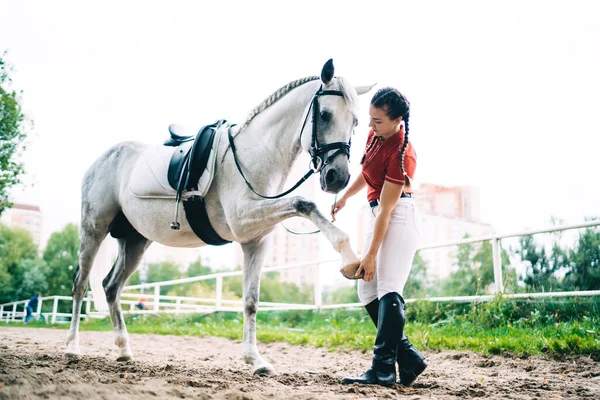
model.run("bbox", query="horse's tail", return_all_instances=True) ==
[87,236,115,313]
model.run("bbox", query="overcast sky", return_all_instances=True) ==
[2,0,599,260]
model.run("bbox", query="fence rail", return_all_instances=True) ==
[2,219,599,324]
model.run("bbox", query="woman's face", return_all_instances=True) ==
[369,105,402,139]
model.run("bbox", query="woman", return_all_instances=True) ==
[332,87,427,386]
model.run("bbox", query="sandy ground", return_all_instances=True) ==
[0,327,599,400]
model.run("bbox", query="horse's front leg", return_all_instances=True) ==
[240,239,276,376]
[239,196,360,279]
[291,197,360,276]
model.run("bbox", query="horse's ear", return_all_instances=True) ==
[321,59,334,85]
[355,84,376,96]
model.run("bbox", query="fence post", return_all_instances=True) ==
[314,262,322,310]
[12,303,17,321]
[175,299,181,314]
[36,299,42,315]
[0,305,3,322]
[153,285,160,313]
[215,276,223,310]
[51,296,59,324]
[491,237,504,293]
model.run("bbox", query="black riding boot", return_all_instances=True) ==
[341,293,403,386]
[364,298,379,326]
[338,300,379,385]
[396,334,428,386]
[344,297,427,386]
[395,300,427,386]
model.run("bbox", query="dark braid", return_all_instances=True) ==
[370,87,411,183]
[360,134,378,165]
[400,113,410,184]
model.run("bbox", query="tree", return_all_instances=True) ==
[43,224,80,295]
[0,52,30,214]
[439,240,479,296]
[259,272,313,304]
[145,261,182,283]
[0,223,38,303]
[220,269,313,304]
[473,240,517,293]
[186,259,213,280]
[440,236,512,296]
[517,235,563,291]
[14,258,48,300]
[404,252,430,299]
[564,226,600,290]
[326,283,359,305]
[131,261,184,295]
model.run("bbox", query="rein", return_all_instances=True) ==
[228,86,350,235]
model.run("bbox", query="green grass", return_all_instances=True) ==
[9,297,600,359]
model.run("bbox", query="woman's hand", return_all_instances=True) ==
[356,253,376,282]
[330,196,347,222]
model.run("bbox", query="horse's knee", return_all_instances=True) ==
[292,197,316,216]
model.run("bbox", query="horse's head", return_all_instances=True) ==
[300,59,374,194]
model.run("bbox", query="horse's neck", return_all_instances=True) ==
[236,81,319,188]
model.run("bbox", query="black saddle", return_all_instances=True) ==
[164,124,195,147]
[166,120,225,193]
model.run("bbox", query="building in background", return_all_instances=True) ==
[414,184,481,222]
[0,202,44,247]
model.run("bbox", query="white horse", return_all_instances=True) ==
[66,59,372,375]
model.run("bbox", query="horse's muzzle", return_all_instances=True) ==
[321,167,350,194]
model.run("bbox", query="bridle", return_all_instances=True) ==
[228,86,352,200]
[304,88,351,173]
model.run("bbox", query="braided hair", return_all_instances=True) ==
[368,87,411,184]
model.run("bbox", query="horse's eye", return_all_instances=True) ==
[320,110,332,122]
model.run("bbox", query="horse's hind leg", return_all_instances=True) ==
[65,222,110,356]
[102,231,150,361]
[241,239,276,375]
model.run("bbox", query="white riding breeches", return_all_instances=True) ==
[357,197,423,305]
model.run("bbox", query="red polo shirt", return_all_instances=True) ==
[361,129,417,202]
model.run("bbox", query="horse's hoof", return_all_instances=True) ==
[64,344,81,358]
[340,261,363,280]
[116,354,134,362]
[253,365,276,376]
[64,351,81,359]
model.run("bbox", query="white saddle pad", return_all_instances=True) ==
[129,128,222,200]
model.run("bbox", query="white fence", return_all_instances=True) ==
[2,219,599,324]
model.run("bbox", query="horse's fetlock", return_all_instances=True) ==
[115,335,128,348]
[245,301,258,316]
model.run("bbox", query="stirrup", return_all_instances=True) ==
[170,193,182,230]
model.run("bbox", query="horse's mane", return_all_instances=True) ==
[233,75,360,136]
[233,76,320,136]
